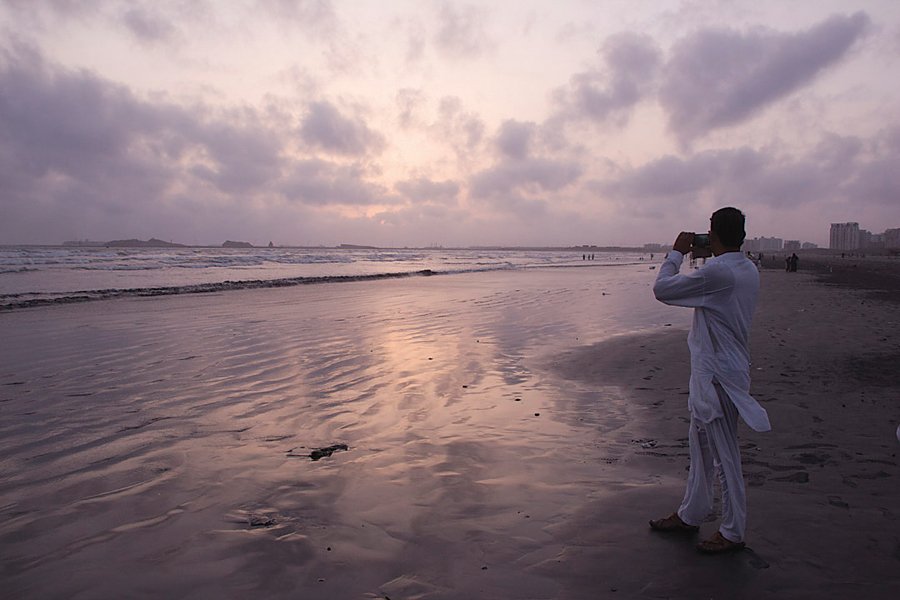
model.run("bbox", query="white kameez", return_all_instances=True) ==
[653,250,770,432]
[653,249,771,542]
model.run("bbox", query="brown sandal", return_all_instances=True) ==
[696,531,745,553]
[649,512,699,533]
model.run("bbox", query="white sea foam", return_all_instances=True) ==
[0,246,647,309]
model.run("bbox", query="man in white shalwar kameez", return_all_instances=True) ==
[649,207,771,554]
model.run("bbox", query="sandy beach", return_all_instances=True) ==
[1,258,899,599]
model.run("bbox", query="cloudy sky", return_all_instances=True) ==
[2,1,898,247]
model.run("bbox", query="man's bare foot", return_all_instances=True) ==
[649,512,699,533]
[696,531,745,553]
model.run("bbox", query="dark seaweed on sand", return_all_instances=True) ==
[306,444,349,461]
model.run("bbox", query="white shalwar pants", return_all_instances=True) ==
[676,381,747,542]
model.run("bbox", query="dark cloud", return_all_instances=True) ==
[299,100,385,156]
[810,133,863,179]
[845,157,900,207]
[279,159,395,206]
[395,178,460,204]
[434,1,493,59]
[0,43,166,192]
[120,6,178,43]
[0,45,396,243]
[1,2,202,42]
[0,0,103,28]
[190,115,284,194]
[0,49,177,241]
[599,153,721,201]
[470,158,582,199]
[495,120,536,160]
[660,12,871,144]
[598,147,806,210]
[841,126,900,206]
[553,32,662,125]
[598,129,900,217]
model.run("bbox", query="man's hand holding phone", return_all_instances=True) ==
[673,232,694,254]
[673,231,712,258]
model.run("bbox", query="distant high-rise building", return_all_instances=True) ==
[830,223,860,250]
[860,230,872,248]
[801,242,818,249]
[885,228,900,249]
[784,240,801,251]
[744,237,782,252]
[862,231,885,249]
[757,237,783,251]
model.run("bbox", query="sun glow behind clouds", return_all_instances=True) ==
[1,1,899,247]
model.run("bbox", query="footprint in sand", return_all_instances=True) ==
[745,550,770,570]
[794,452,833,466]
[849,470,891,480]
[747,472,767,487]
[827,496,849,509]
[772,472,809,483]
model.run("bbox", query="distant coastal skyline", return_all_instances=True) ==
[2,1,899,248]
[60,216,900,251]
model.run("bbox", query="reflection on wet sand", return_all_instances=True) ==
[2,266,689,598]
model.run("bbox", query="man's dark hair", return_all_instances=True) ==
[711,207,746,247]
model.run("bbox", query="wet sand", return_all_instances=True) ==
[550,257,900,599]
[1,260,898,599]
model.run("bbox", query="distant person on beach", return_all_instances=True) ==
[790,253,799,272]
[649,207,771,554]
[746,251,760,269]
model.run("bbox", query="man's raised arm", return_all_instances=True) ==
[653,249,707,307]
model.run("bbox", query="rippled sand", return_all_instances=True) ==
[2,262,898,599]
[1,266,683,598]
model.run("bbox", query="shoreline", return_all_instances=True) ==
[0,248,649,311]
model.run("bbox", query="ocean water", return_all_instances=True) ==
[0,246,648,309]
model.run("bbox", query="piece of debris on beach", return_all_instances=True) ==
[248,515,277,528]
[286,443,350,460]
[308,443,349,461]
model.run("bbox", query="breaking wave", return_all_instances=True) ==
[0,266,502,310]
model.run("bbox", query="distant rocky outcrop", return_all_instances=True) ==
[105,238,186,248]
[222,240,253,248]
